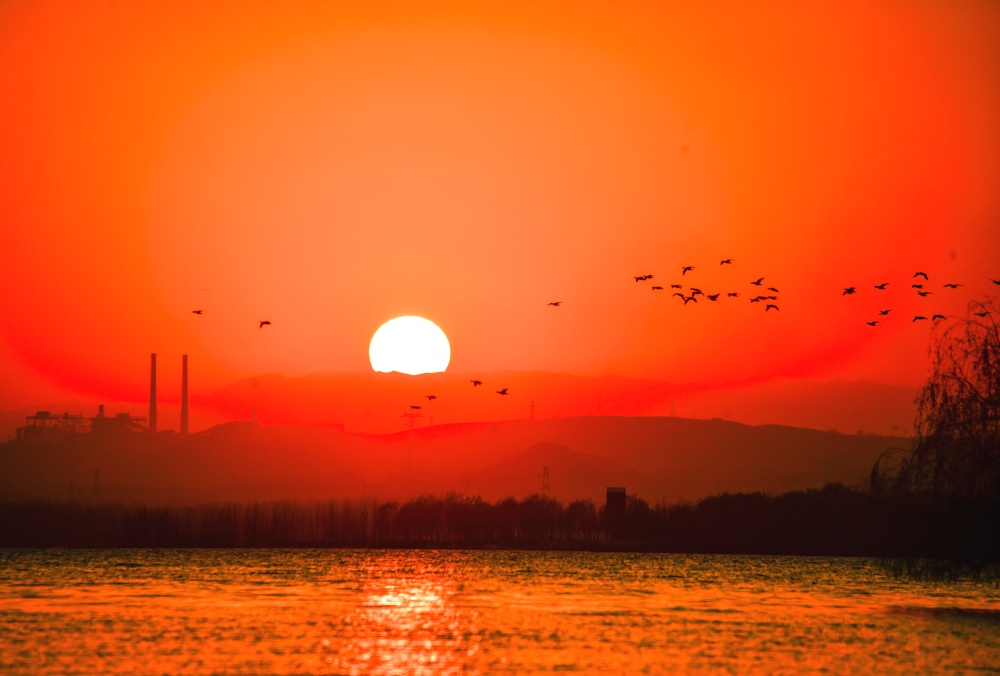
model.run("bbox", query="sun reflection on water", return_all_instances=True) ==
[0,550,998,674]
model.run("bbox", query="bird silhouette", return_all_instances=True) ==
[912,316,927,322]
[410,405,422,410]
[728,292,740,298]
[426,395,437,401]
[751,277,764,286]
[765,295,778,301]
[917,291,932,297]
[913,271,929,280]
[878,309,892,316]
[548,301,563,306]
[672,292,686,300]
[670,284,683,289]
[707,294,720,301]
[932,314,947,321]
[651,286,663,291]
[720,259,733,265]
[749,297,761,303]
[192,310,203,315]
[689,287,704,296]
[765,304,779,312]
[682,295,697,305]
[259,320,271,328]
[992,279,1000,285]
[496,388,508,395]
[682,266,695,275]
[766,287,779,293]
[843,287,856,295]
[634,276,644,283]
[866,321,879,326]
[470,380,482,387]
[911,284,924,289]
[874,283,889,290]
[943,283,962,289]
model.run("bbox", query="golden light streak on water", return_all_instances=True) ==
[0,550,998,674]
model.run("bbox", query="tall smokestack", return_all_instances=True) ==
[149,353,158,433]
[180,354,189,435]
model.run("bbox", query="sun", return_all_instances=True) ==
[369,316,451,375]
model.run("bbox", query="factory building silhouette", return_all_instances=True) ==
[13,353,190,442]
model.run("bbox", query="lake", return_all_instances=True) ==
[1,549,998,674]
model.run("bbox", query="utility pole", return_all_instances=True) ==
[401,411,422,480]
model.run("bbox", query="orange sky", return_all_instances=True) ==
[2,1,999,411]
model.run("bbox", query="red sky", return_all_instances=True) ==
[2,1,999,412]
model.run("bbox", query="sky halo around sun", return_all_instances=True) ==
[369,316,451,375]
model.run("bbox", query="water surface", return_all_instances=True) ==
[1,550,998,674]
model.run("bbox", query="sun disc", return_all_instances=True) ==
[369,316,451,375]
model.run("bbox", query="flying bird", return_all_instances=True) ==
[259,320,271,328]
[682,296,698,305]
[765,304,779,312]
[931,314,947,322]
[496,388,509,395]
[874,283,889,290]
[651,286,663,291]
[728,292,740,298]
[689,287,704,296]
[766,287,779,293]
[992,279,1000,285]
[751,277,764,286]
[911,284,924,289]
[843,287,856,295]
[682,266,695,275]
[878,309,892,316]
[672,292,686,300]
[866,321,879,326]
[192,310,203,315]
[913,271,929,280]
[470,380,482,387]
[426,395,437,401]
[917,291,932,297]
[912,316,927,322]
[720,259,733,265]
[547,301,562,306]
[670,284,683,289]
[749,297,761,303]
[410,405,422,410]
[943,283,962,289]
[706,294,720,301]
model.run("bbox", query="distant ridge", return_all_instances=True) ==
[0,415,905,506]
[194,371,916,436]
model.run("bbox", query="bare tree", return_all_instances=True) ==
[876,298,1000,507]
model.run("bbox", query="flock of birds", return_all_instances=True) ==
[841,273,999,326]
[548,259,787,314]
[546,261,999,329]
[185,262,999,420]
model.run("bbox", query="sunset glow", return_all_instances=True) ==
[0,1,998,428]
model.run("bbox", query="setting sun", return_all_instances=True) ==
[369,316,450,375]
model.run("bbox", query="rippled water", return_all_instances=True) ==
[1,550,999,674]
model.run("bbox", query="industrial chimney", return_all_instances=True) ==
[149,353,158,433]
[180,354,189,435]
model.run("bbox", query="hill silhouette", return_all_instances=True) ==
[0,415,904,506]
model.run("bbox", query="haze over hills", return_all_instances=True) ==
[0,371,918,442]
[199,371,918,436]
[0,414,904,506]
